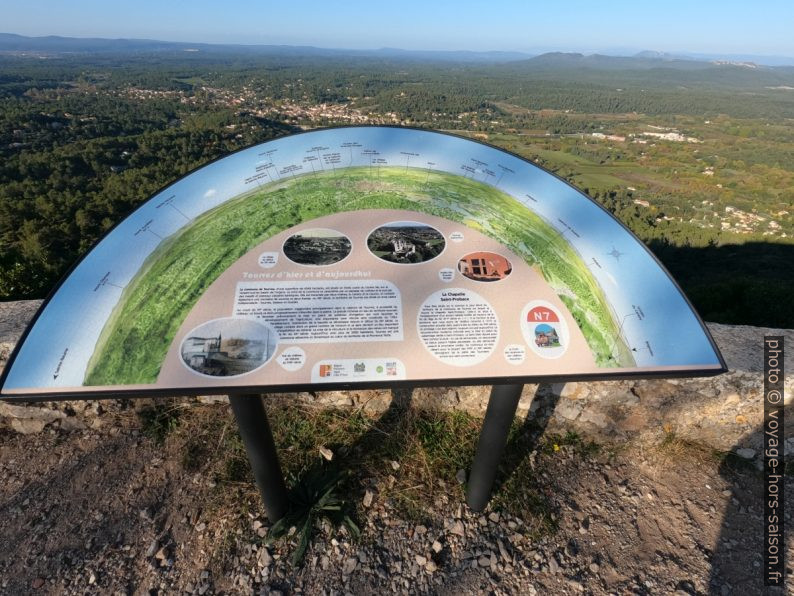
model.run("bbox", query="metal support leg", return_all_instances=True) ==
[229,394,289,522]
[466,384,524,512]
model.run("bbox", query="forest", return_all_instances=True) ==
[0,51,792,327]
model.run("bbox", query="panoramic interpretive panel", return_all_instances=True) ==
[0,126,725,399]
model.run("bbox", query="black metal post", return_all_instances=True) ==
[229,394,289,522]
[466,384,524,512]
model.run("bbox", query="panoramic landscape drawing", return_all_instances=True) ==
[2,127,723,396]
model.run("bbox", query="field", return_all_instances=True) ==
[488,112,794,242]
[2,51,792,328]
[84,167,631,385]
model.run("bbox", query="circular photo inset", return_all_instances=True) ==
[283,228,352,266]
[457,251,512,282]
[367,221,445,264]
[521,301,569,360]
[180,318,278,378]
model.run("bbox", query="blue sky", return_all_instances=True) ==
[4,0,794,56]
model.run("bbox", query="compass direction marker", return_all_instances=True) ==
[608,246,625,262]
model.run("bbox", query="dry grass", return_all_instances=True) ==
[643,430,760,479]
[137,398,587,568]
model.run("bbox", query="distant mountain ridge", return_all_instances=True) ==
[0,33,531,63]
[634,50,682,60]
[1,32,793,67]
[517,51,763,71]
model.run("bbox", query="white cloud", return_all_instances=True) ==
[204,188,217,198]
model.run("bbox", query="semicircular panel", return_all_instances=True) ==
[0,126,725,399]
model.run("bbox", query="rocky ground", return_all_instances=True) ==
[1,301,793,595]
[0,397,791,596]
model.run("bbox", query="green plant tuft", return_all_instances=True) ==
[267,461,360,566]
[137,404,181,445]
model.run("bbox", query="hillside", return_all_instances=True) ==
[0,43,792,331]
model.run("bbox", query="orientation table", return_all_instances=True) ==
[0,126,726,519]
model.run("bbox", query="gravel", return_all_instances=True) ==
[0,399,790,594]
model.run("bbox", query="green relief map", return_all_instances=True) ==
[85,166,632,386]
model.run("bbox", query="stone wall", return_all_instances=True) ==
[1,300,792,460]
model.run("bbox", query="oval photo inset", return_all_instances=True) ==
[283,228,352,266]
[180,317,278,378]
[457,251,512,282]
[367,221,445,264]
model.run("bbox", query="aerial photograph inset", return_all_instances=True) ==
[282,228,352,265]
[367,221,445,264]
